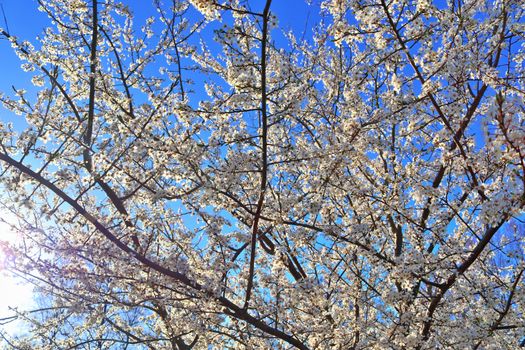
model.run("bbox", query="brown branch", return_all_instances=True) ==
[419,218,512,345]
[0,151,309,350]
[243,0,273,310]
[473,268,524,350]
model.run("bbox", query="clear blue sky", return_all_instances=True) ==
[0,0,318,112]
[1,1,47,92]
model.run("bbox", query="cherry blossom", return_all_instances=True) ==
[0,0,524,349]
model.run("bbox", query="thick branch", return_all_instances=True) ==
[244,0,272,310]
[0,151,309,350]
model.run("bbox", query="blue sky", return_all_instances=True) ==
[0,0,323,287]
[0,1,47,86]
[0,0,321,127]
[0,0,318,82]
[0,1,524,345]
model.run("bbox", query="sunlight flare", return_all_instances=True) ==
[0,218,34,335]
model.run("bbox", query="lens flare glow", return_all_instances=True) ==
[0,219,34,336]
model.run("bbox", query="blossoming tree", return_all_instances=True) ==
[0,0,524,348]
